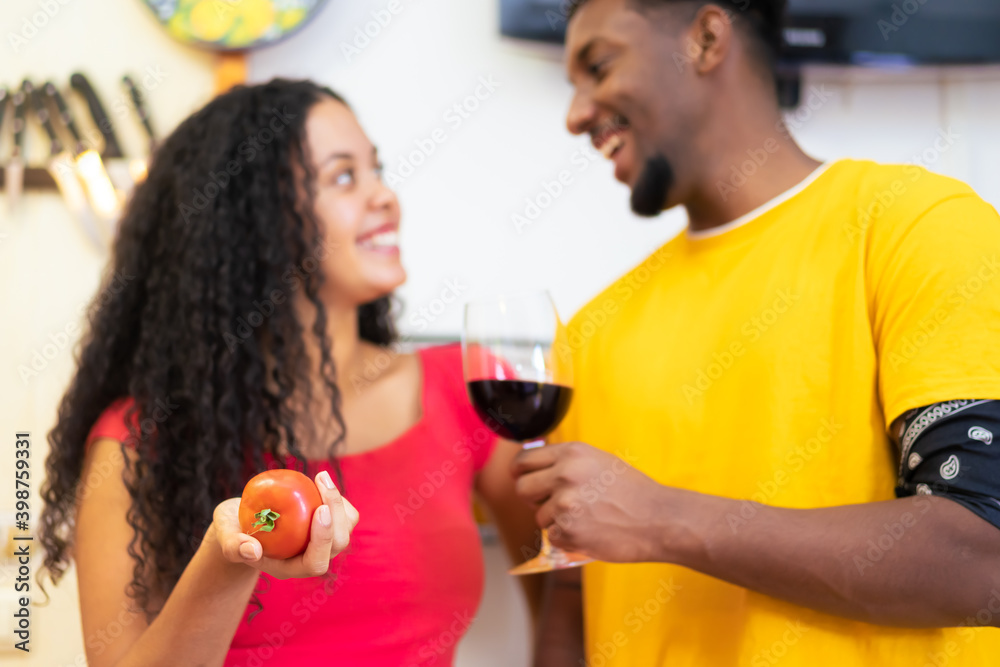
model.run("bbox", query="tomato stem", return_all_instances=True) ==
[248,508,281,536]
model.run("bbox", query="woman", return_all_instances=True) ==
[39,79,539,666]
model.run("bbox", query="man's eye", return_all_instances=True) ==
[588,59,610,78]
[334,169,355,186]
[374,162,384,180]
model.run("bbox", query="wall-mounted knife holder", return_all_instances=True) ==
[0,72,157,193]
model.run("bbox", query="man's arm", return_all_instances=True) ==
[514,441,1000,629]
[655,490,1000,627]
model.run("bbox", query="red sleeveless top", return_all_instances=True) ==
[86,344,498,666]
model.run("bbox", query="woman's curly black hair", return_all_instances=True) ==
[38,78,396,617]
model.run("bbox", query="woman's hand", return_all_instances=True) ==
[212,470,359,578]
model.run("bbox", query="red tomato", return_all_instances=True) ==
[239,470,322,559]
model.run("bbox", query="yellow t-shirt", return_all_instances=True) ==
[554,159,1000,666]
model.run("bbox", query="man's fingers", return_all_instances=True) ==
[511,442,564,476]
[536,498,559,532]
[514,467,558,504]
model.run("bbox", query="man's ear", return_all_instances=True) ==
[690,5,734,74]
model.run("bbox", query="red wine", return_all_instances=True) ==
[467,380,573,442]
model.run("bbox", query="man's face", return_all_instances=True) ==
[565,0,699,216]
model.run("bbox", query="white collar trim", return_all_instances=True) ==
[686,160,835,241]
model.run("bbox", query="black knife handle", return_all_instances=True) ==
[0,87,8,138]
[70,72,124,159]
[25,80,63,155]
[122,75,156,144]
[44,81,84,152]
[11,83,28,156]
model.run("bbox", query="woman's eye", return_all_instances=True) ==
[333,169,355,186]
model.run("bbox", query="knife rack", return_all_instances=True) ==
[0,167,57,190]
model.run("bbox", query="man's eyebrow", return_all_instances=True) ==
[576,39,597,67]
[567,39,598,83]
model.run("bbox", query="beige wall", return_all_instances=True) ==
[1,0,214,663]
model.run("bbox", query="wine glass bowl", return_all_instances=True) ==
[462,291,593,575]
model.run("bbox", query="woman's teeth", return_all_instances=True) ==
[358,230,399,249]
[601,134,624,159]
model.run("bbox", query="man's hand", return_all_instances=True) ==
[512,441,668,563]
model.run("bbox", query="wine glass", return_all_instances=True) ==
[462,290,593,575]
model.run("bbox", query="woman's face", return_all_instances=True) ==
[301,97,405,308]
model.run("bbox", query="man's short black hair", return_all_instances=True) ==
[568,0,787,77]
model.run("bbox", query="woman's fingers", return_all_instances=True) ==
[213,471,359,579]
[212,497,263,564]
[316,470,358,553]
[284,470,353,577]
[343,496,361,528]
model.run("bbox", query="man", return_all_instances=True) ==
[512,0,1000,665]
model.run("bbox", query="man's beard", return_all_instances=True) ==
[630,154,674,217]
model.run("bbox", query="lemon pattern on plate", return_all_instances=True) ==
[149,0,324,50]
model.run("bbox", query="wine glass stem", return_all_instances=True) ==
[540,529,554,558]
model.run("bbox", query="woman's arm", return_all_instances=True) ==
[475,438,545,625]
[76,438,358,667]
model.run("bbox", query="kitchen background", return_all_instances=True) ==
[1,0,999,664]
